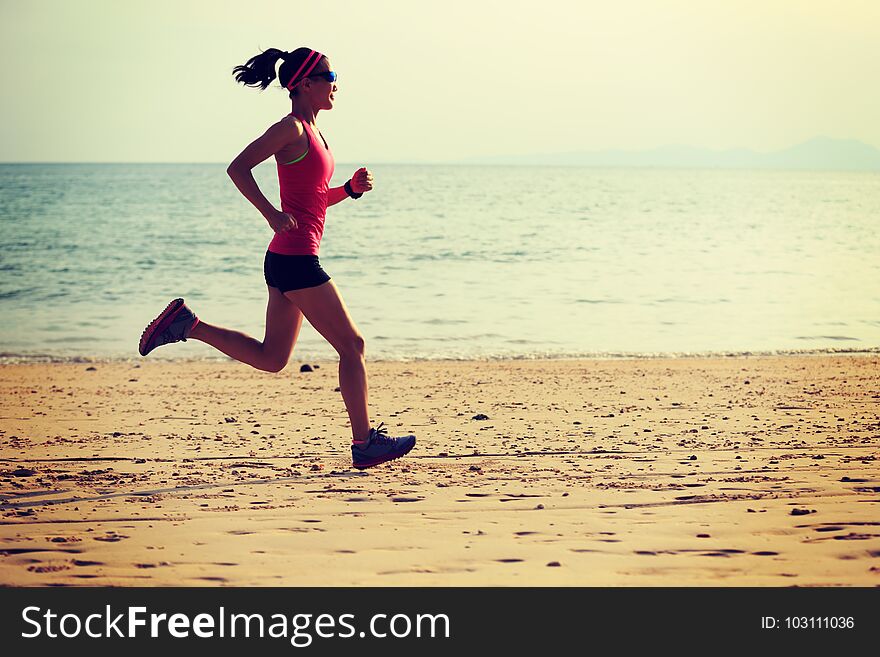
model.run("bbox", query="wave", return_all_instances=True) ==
[2,346,878,365]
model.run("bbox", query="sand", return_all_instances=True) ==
[0,355,878,586]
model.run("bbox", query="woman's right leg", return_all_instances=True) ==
[188,286,303,372]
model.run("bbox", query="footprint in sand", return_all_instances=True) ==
[27,563,71,573]
[280,526,326,533]
[1,547,81,556]
[833,533,879,541]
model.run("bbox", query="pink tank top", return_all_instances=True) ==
[268,116,335,255]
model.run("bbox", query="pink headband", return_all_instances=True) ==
[286,49,324,91]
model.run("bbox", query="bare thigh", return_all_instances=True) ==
[264,285,305,364]
[283,280,362,354]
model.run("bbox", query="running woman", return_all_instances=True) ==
[138,47,416,469]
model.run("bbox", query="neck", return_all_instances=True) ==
[291,100,318,124]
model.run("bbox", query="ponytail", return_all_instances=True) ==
[232,47,287,90]
[233,46,326,97]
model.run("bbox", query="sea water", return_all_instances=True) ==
[0,163,878,361]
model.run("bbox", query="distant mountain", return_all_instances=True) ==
[456,137,880,170]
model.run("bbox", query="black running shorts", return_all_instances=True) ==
[263,251,331,293]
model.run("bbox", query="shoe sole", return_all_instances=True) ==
[351,440,416,470]
[139,298,185,356]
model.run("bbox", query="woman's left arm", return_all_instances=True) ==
[327,186,350,207]
[328,167,374,207]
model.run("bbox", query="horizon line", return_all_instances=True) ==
[1,161,879,173]
[3,136,880,168]
[3,136,879,168]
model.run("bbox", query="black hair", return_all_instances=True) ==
[232,47,326,98]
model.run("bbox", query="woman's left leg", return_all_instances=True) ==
[283,280,370,442]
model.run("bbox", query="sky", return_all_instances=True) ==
[1,0,878,163]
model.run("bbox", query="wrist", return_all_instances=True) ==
[344,179,363,199]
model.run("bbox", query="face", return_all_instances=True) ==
[303,58,337,110]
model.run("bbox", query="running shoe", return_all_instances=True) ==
[138,298,199,356]
[351,422,416,469]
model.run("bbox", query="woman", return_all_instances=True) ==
[138,47,415,470]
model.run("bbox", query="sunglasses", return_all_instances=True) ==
[307,71,337,83]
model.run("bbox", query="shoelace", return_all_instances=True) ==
[164,313,195,343]
[371,422,393,445]
[158,327,186,344]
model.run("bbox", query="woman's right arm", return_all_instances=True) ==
[227,118,305,232]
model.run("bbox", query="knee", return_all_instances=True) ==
[337,333,365,359]
[262,354,289,373]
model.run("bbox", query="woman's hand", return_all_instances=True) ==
[350,167,374,194]
[265,208,298,234]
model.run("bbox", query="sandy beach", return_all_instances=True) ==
[0,355,877,586]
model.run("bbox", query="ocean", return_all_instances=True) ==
[1,163,878,362]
